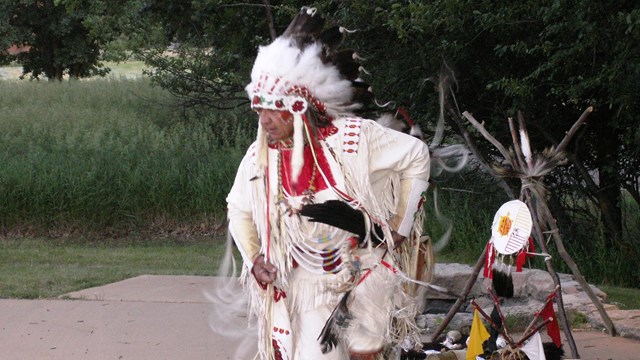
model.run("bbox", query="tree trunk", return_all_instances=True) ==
[261,0,277,40]
[593,108,623,245]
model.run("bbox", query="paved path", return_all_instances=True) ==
[0,275,638,359]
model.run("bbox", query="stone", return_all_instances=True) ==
[418,262,627,340]
[426,263,485,300]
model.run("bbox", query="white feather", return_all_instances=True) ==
[376,113,405,132]
[409,124,424,139]
[520,129,532,164]
[246,37,358,118]
[291,114,304,183]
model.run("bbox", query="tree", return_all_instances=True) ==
[109,1,638,280]
[361,1,640,246]
[130,0,300,112]
[0,0,140,80]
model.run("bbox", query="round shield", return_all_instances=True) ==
[490,200,533,255]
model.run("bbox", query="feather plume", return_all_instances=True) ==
[520,129,532,164]
[492,261,514,298]
[318,26,343,57]
[330,49,362,82]
[247,6,377,117]
[282,7,325,40]
[336,60,361,81]
[376,113,407,132]
[333,49,357,64]
[543,341,565,360]
[299,200,384,244]
[409,124,424,139]
[351,81,374,107]
[318,290,352,354]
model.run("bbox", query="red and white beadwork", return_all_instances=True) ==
[342,118,363,155]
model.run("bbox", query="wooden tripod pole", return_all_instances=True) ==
[524,191,579,358]
[429,247,486,343]
[531,191,618,337]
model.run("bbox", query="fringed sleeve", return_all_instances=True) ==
[226,146,262,269]
[360,119,430,235]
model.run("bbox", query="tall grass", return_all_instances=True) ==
[0,78,638,287]
[549,190,640,287]
[0,79,253,234]
[424,169,509,264]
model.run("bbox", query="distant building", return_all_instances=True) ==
[6,44,31,55]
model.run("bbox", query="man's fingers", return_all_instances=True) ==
[256,268,276,283]
[264,263,277,272]
[251,254,278,284]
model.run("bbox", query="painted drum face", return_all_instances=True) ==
[491,199,532,255]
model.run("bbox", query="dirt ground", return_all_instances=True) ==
[563,329,640,360]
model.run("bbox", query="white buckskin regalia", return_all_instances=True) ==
[226,7,432,360]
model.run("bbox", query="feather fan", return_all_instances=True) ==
[318,290,352,354]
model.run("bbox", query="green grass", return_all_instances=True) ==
[1,236,635,313]
[0,79,252,234]
[103,61,147,79]
[599,286,640,310]
[0,70,638,299]
[0,61,146,81]
[0,236,229,299]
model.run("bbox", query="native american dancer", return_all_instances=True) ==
[226,7,431,360]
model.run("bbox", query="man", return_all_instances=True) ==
[226,7,431,360]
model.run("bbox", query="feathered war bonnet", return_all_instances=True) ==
[246,6,373,182]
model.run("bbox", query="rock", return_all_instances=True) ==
[517,268,555,300]
[426,263,485,300]
[596,309,640,340]
[418,263,631,341]
[418,313,474,335]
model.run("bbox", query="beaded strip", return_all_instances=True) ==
[342,117,363,155]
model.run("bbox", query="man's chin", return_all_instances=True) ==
[267,134,284,142]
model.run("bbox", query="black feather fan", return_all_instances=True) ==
[299,200,383,244]
[542,342,564,360]
[492,262,514,299]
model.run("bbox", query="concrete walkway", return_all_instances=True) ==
[0,276,245,360]
[0,275,638,359]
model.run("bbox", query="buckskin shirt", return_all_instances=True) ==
[227,116,430,359]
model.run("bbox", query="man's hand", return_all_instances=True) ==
[251,254,278,284]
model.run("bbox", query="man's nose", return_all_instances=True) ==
[259,112,272,125]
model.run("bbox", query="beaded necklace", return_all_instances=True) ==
[272,123,340,218]
[276,147,318,215]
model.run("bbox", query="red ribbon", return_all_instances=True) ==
[483,242,495,279]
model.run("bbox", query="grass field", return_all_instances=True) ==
[0,236,227,299]
[0,65,637,306]
[1,235,637,314]
[0,78,252,234]
[0,61,147,81]
[0,73,249,299]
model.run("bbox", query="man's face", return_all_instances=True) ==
[257,109,294,141]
